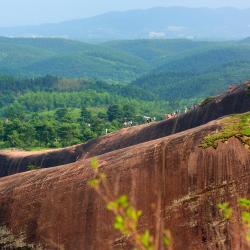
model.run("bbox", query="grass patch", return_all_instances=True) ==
[25,147,50,151]
[200,112,250,149]
[27,164,41,171]
[199,96,216,107]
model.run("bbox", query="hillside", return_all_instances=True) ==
[0,37,216,81]
[1,80,249,177]
[1,37,250,97]
[0,75,176,150]
[1,111,250,248]
[1,7,250,40]
[0,37,147,81]
[133,45,250,99]
[102,39,216,64]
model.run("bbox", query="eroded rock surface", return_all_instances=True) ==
[0,120,250,249]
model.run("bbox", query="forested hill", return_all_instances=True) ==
[1,37,250,91]
[0,37,148,81]
[0,37,215,81]
[0,75,185,150]
[102,39,217,64]
[132,44,250,99]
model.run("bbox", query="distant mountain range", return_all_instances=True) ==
[1,7,250,41]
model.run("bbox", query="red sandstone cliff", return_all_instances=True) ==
[0,117,250,249]
[1,81,250,178]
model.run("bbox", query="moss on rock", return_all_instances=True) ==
[200,112,250,149]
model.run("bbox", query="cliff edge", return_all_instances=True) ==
[0,115,250,249]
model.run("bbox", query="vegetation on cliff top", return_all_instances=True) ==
[200,112,250,149]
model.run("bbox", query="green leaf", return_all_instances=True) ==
[117,195,129,208]
[126,207,137,220]
[242,211,250,225]
[246,230,250,242]
[239,198,250,209]
[114,215,125,233]
[107,201,118,211]
[91,158,99,170]
[87,178,100,188]
[163,231,171,247]
[140,230,150,247]
[217,202,232,220]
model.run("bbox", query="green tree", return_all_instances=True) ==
[0,120,4,141]
[7,131,23,148]
[35,121,57,147]
[80,107,92,124]
[57,122,81,147]
[5,103,26,119]
[123,104,136,120]
[81,126,96,141]
[55,108,73,123]
[107,104,123,122]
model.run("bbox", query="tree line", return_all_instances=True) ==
[0,75,198,150]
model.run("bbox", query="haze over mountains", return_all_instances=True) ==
[1,7,250,41]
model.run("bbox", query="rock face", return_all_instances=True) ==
[0,118,250,249]
[1,81,250,177]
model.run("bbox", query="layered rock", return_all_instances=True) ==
[1,82,250,177]
[0,118,250,249]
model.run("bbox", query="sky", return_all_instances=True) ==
[1,0,250,27]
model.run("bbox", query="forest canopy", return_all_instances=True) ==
[0,75,196,150]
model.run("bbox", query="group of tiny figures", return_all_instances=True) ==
[144,116,156,123]
[165,104,198,120]
[122,103,199,128]
[118,84,238,131]
[123,120,134,127]
[123,116,156,127]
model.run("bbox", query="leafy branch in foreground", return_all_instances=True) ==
[218,198,250,242]
[217,202,233,220]
[88,158,171,250]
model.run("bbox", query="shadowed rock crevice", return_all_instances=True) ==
[0,226,41,249]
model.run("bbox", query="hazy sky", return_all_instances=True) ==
[1,0,250,27]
